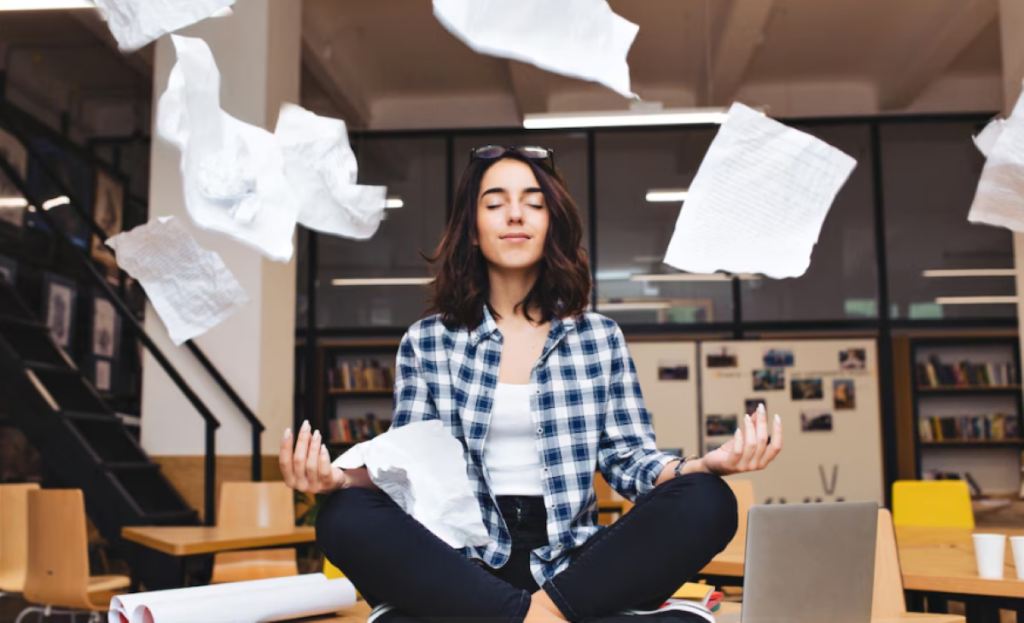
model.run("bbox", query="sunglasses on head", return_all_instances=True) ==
[469,145,555,168]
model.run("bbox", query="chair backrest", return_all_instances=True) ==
[24,489,92,609]
[217,481,295,529]
[0,483,39,593]
[323,558,345,580]
[724,479,754,556]
[892,480,974,528]
[872,508,906,617]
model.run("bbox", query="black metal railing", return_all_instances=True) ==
[0,100,266,522]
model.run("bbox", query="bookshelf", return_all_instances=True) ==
[910,336,1024,496]
[317,340,400,452]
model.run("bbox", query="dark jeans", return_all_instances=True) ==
[316,473,737,623]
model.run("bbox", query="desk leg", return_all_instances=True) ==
[905,591,925,613]
[128,543,141,593]
[966,598,1001,623]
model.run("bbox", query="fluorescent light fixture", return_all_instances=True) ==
[41,196,70,210]
[332,277,434,287]
[0,197,28,208]
[934,296,1018,305]
[923,269,1016,278]
[646,189,689,203]
[630,273,760,282]
[523,107,729,130]
[0,0,94,8]
[385,197,404,209]
[598,301,673,311]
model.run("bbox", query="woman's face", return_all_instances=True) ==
[475,158,549,273]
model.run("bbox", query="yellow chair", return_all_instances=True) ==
[210,481,299,584]
[892,480,974,528]
[18,489,128,623]
[323,559,345,580]
[0,483,39,597]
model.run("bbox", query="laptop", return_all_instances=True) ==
[716,501,878,623]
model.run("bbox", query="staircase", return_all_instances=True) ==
[0,279,198,545]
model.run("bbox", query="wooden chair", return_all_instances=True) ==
[17,489,128,623]
[0,483,39,597]
[594,472,633,526]
[210,481,299,584]
[892,480,974,529]
[723,479,754,557]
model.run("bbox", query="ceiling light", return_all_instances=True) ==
[0,197,28,208]
[332,277,433,287]
[385,197,404,209]
[523,107,729,130]
[630,273,760,282]
[598,301,673,311]
[934,296,1018,305]
[923,269,1016,278]
[41,196,70,210]
[0,0,95,8]
[646,189,689,203]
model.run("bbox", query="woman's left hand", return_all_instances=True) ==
[701,403,783,476]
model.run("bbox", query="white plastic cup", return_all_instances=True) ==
[973,533,1007,579]
[1010,536,1024,580]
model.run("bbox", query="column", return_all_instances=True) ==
[142,0,301,516]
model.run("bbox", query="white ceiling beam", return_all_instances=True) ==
[507,60,550,118]
[709,0,776,105]
[301,22,371,129]
[68,10,153,81]
[878,0,997,111]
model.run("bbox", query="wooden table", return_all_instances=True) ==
[121,526,316,590]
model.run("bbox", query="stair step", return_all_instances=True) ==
[24,361,74,374]
[67,417,148,464]
[64,410,119,422]
[111,469,194,515]
[28,367,110,415]
[0,286,34,320]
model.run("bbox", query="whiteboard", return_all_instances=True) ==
[628,341,700,457]
[700,339,883,505]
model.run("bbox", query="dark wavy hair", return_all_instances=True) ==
[424,151,591,330]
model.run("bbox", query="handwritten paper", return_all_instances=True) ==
[663,103,857,279]
[106,217,247,345]
[433,0,638,98]
[158,35,297,261]
[92,0,235,52]
[968,80,1024,233]
[275,103,387,240]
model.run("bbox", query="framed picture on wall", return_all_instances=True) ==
[90,169,124,269]
[0,254,16,285]
[0,128,28,229]
[91,294,119,360]
[94,359,112,392]
[43,272,77,351]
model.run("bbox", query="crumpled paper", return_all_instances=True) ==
[433,0,638,99]
[92,0,235,52]
[158,35,298,262]
[106,216,248,345]
[967,81,1024,233]
[275,103,387,240]
[334,420,492,549]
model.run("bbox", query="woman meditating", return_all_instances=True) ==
[280,145,783,623]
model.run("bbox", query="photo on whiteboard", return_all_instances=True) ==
[744,399,764,416]
[833,379,856,410]
[752,368,785,391]
[839,348,867,370]
[706,414,738,437]
[800,410,833,432]
[791,377,824,400]
[657,361,689,381]
[706,347,738,368]
[762,348,795,367]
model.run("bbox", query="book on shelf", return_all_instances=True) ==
[328,413,392,443]
[327,357,396,392]
[919,412,1021,443]
[915,355,1016,388]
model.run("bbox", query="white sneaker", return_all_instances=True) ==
[367,603,395,623]
[621,600,715,623]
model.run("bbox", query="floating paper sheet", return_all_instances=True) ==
[109,573,356,623]
[335,420,492,549]
[158,35,297,261]
[106,216,247,345]
[967,81,1024,233]
[92,0,235,52]
[275,103,387,240]
[663,103,857,279]
[433,0,638,98]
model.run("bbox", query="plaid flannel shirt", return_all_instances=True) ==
[390,307,678,586]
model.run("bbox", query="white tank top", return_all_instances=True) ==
[483,383,544,496]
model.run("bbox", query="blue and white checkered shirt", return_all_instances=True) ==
[391,307,678,586]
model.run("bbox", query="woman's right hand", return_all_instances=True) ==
[280,420,348,494]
